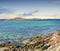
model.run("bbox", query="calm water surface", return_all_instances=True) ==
[0,19,60,43]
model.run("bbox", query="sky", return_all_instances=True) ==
[0,0,60,19]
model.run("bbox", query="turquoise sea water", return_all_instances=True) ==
[0,19,60,43]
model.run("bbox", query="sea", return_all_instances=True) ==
[0,19,60,44]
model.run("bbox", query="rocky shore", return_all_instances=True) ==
[0,31,60,51]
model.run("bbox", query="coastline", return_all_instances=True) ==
[0,30,60,51]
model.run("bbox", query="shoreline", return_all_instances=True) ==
[0,30,60,51]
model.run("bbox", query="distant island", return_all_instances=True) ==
[9,17,41,20]
[10,17,25,20]
[9,17,60,20]
[0,17,60,20]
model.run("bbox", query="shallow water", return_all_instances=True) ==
[0,19,60,43]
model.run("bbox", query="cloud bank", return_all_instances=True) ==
[0,10,60,19]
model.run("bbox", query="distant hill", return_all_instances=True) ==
[8,17,60,20]
[9,17,41,20]
[10,17,25,20]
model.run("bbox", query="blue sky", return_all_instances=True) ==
[0,0,60,19]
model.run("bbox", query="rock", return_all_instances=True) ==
[0,31,60,51]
